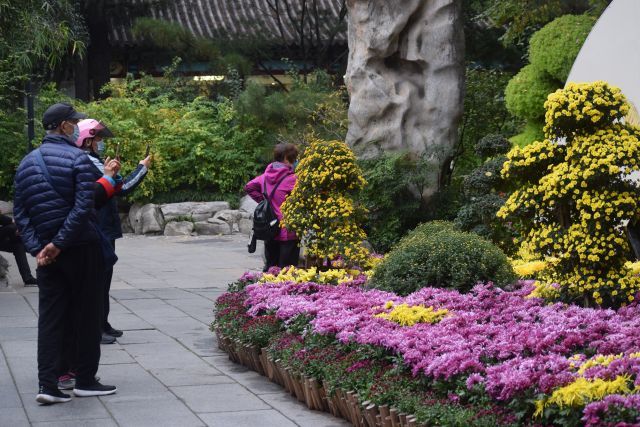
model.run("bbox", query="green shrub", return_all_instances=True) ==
[528,15,594,81]
[370,221,516,295]
[474,134,512,159]
[505,64,558,122]
[358,153,427,253]
[510,121,545,147]
[0,110,27,198]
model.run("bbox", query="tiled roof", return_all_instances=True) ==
[108,0,347,46]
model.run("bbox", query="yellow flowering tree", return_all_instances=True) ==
[498,81,640,307]
[281,138,369,266]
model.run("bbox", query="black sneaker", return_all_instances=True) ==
[36,386,71,404]
[100,333,116,344]
[104,327,123,337]
[73,381,117,397]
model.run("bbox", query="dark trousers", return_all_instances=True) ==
[37,242,104,389]
[103,240,115,332]
[264,239,300,271]
[0,235,34,282]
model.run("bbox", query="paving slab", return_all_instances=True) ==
[259,392,350,427]
[0,326,37,342]
[103,391,205,427]
[199,409,297,427]
[171,383,271,413]
[31,419,118,427]
[21,392,111,423]
[0,407,30,427]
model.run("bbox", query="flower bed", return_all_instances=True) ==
[213,271,640,426]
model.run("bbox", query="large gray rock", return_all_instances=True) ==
[136,204,164,234]
[160,202,230,222]
[119,213,134,234]
[129,203,143,233]
[211,209,241,225]
[238,218,253,235]
[345,0,464,193]
[164,221,194,236]
[0,200,13,216]
[194,221,232,236]
[238,195,258,217]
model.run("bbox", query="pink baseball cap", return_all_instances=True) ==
[75,119,114,148]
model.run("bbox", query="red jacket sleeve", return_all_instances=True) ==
[245,175,264,203]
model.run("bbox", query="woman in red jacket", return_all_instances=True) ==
[245,143,299,271]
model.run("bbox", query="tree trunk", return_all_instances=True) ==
[344,0,465,197]
[87,11,112,99]
[74,55,90,102]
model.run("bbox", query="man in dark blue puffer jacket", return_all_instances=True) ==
[13,103,118,404]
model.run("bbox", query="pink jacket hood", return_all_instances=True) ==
[244,162,297,241]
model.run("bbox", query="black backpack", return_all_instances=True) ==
[253,176,287,241]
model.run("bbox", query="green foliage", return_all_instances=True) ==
[474,134,512,159]
[0,110,25,197]
[0,0,85,106]
[529,14,594,81]
[456,67,519,179]
[80,93,264,202]
[358,153,426,253]
[236,70,347,144]
[510,121,545,147]
[505,64,558,122]
[504,13,596,146]
[483,0,609,47]
[455,135,516,254]
[370,221,516,295]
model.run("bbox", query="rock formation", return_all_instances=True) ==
[345,0,464,186]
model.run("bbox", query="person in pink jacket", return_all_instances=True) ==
[245,143,299,271]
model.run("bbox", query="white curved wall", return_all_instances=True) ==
[567,0,640,110]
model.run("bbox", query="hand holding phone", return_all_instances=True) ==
[139,143,153,169]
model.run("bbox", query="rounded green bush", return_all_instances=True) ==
[529,14,595,82]
[370,221,516,295]
[505,64,558,122]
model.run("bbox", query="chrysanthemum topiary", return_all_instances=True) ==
[498,81,640,307]
[281,138,369,266]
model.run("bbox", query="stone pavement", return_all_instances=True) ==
[0,234,348,427]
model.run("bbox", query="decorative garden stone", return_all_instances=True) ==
[194,221,232,236]
[130,203,165,234]
[344,0,464,187]
[238,195,258,217]
[239,218,253,235]
[163,221,194,236]
[160,201,230,222]
[211,209,241,227]
[119,213,134,234]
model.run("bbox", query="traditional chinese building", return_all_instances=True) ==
[75,0,347,99]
